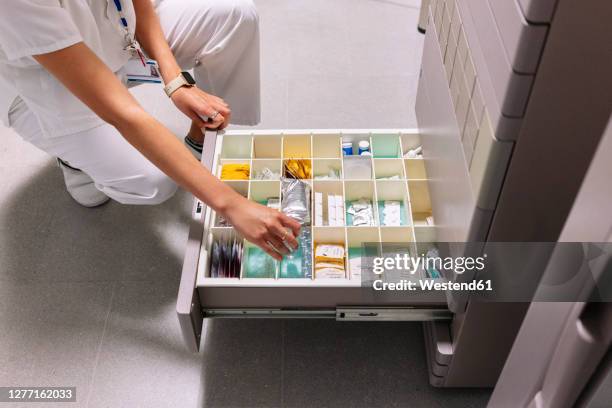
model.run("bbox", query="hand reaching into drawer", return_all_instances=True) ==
[224,199,301,261]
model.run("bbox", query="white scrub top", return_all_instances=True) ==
[0,0,137,138]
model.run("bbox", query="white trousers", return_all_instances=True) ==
[9,0,260,205]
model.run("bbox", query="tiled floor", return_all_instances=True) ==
[0,1,491,407]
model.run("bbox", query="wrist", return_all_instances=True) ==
[163,71,196,98]
[160,68,182,86]
[156,55,181,84]
[215,191,246,218]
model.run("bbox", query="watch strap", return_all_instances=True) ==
[164,73,193,97]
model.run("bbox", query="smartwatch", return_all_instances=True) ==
[164,71,196,97]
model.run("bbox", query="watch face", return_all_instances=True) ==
[182,71,196,85]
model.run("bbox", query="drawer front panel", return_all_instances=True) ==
[419,5,514,312]
[421,5,515,240]
[465,0,535,118]
[470,111,513,211]
[418,7,475,243]
[197,286,448,309]
[177,130,220,351]
[489,0,549,74]
[518,0,558,23]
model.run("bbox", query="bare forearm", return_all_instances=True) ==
[33,43,239,213]
[116,112,236,211]
[132,0,180,83]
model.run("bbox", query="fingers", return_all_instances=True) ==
[195,104,225,130]
[265,234,289,256]
[254,221,297,261]
[212,102,231,129]
[270,223,298,251]
[202,91,229,110]
[260,216,299,260]
[210,94,229,108]
[260,240,283,261]
[195,89,231,129]
[208,113,225,130]
[211,102,230,118]
[279,213,302,237]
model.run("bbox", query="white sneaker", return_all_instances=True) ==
[57,159,110,207]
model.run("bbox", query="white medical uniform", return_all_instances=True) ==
[0,0,260,205]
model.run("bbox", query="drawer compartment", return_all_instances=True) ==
[195,130,450,314]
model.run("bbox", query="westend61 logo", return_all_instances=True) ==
[370,253,492,292]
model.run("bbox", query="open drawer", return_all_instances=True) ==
[178,129,453,351]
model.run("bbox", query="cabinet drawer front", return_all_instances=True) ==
[177,130,219,351]
[465,0,535,118]
[518,0,558,23]
[489,0,549,74]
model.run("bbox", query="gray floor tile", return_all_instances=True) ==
[259,75,289,129]
[346,1,423,77]
[282,320,425,408]
[100,191,192,282]
[86,281,202,408]
[231,75,288,131]
[287,74,417,128]
[284,0,352,79]
[1,161,191,283]
[0,164,65,282]
[0,281,115,408]
[282,321,491,408]
[199,319,284,408]
[257,0,291,81]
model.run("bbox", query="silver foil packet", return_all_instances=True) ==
[281,177,311,225]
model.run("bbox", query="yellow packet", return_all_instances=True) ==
[221,163,250,180]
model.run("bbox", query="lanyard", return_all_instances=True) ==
[111,0,146,66]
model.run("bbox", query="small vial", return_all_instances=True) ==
[342,141,353,156]
[406,146,423,158]
[358,140,370,155]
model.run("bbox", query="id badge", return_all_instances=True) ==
[124,57,162,84]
